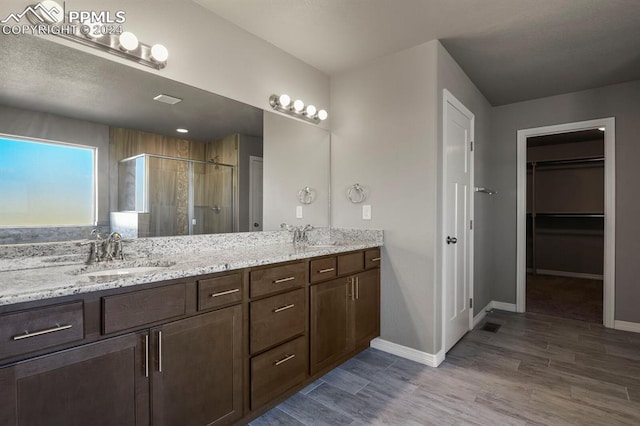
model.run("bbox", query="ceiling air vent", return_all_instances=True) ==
[153,94,183,105]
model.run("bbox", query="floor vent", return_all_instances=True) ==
[481,322,502,333]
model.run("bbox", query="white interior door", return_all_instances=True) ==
[443,90,474,352]
[249,156,263,231]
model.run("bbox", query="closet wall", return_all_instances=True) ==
[526,130,605,277]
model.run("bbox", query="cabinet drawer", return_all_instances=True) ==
[251,336,307,409]
[365,248,381,269]
[0,301,84,360]
[250,262,306,298]
[102,283,187,334]
[310,257,337,283]
[250,288,305,354]
[337,252,364,276]
[198,273,242,311]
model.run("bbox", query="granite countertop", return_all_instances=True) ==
[0,238,381,307]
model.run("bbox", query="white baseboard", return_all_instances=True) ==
[614,320,640,333]
[490,301,517,312]
[535,269,603,280]
[370,338,444,367]
[473,301,493,327]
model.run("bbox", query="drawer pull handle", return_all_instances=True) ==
[318,268,335,274]
[210,288,240,298]
[273,276,296,284]
[275,354,296,366]
[274,304,295,313]
[12,324,72,341]
[371,257,381,262]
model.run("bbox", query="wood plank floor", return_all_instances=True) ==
[250,310,640,425]
[527,274,603,323]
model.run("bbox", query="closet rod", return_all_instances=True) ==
[527,156,604,166]
[534,213,604,218]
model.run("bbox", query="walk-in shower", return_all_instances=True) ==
[117,154,235,237]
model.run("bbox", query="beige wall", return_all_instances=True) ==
[331,41,439,354]
[491,80,640,323]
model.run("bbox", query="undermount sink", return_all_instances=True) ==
[78,266,169,279]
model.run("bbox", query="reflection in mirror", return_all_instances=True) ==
[263,112,331,231]
[0,35,330,244]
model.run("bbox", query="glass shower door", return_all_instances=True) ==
[192,163,234,234]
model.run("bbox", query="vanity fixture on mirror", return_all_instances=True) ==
[298,186,316,204]
[347,184,367,204]
[269,94,328,124]
[24,1,169,70]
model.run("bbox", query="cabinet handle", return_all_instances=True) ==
[209,288,240,298]
[370,257,381,262]
[274,304,295,313]
[349,277,355,301]
[356,276,360,300]
[157,331,163,373]
[12,324,72,340]
[318,268,335,274]
[144,334,150,378]
[274,354,296,366]
[273,276,296,284]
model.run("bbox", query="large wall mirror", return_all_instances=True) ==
[0,35,330,243]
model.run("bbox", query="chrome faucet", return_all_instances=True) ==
[281,223,314,246]
[84,229,125,264]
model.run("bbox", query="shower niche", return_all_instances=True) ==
[115,154,235,238]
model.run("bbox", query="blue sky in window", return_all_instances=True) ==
[0,137,95,226]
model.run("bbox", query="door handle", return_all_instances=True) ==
[254,222,260,228]
[447,236,458,244]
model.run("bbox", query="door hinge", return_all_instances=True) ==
[470,298,473,309]
[470,220,473,230]
[470,141,474,151]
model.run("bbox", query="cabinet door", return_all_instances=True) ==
[0,333,149,426]
[353,269,380,348]
[309,278,350,375]
[151,306,242,426]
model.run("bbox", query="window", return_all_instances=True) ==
[0,134,97,227]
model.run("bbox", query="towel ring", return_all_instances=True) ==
[298,186,315,204]
[347,184,366,203]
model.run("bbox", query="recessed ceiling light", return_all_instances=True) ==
[598,127,605,131]
[153,94,183,105]
[176,128,189,134]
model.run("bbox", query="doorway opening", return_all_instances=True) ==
[516,118,615,327]
[525,129,604,322]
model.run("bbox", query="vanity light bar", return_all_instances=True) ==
[269,94,328,124]
[55,29,169,70]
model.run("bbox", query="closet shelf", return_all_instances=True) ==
[527,156,604,167]
[527,213,604,218]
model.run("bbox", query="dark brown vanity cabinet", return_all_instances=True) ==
[150,306,243,426]
[310,251,380,375]
[0,332,149,426]
[0,248,381,425]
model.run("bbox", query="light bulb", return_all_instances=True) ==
[81,18,103,39]
[306,105,317,116]
[293,99,304,112]
[317,109,328,121]
[176,128,189,134]
[151,44,169,62]
[278,94,291,107]
[119,32,139,51]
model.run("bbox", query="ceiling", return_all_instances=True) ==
[195,0,640,106]
[0,35,263,141]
